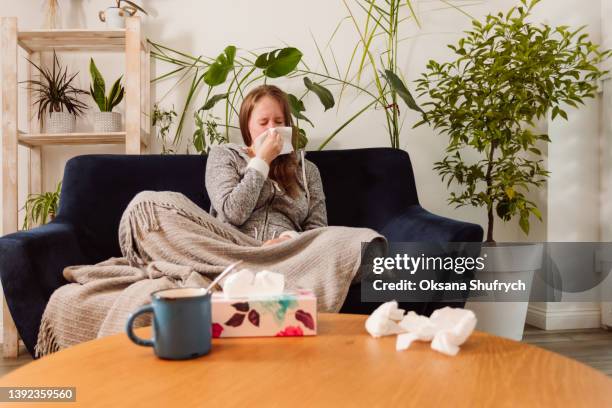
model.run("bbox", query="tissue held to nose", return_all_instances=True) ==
[365,301,477,356]
[221,269,285,298]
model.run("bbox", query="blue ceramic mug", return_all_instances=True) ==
[126,287,212,360]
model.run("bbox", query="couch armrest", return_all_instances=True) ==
[0,221,90,355]
[378,205,483,311]
[380,205,483,242]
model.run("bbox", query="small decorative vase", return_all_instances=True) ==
[98,7,130,28]
[93,112,122,132]
[47,112,75,134]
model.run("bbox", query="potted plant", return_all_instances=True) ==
[99,1,148,29]
[22,51,88,134]
[21,181,62,230]
[89,58,125,132]
[415,0,611,339]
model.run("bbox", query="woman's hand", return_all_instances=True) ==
[254,129,283,165]
[261,235,292,246]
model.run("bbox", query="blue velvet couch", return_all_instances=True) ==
[0,148,483,355]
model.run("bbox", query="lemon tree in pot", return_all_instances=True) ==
[415,0,611,339]
[89,58,125,132]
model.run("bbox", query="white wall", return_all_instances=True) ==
[527,0,606,329]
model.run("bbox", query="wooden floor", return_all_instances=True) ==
[522,324,612,377]
[0,344,34,377]
[1,325,611,377]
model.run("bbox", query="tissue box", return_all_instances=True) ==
[211,289,317,338]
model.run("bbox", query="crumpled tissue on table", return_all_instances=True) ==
[365,301,477,356]
[220,269,285,298]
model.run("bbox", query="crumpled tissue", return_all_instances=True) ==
[365,301,477,356]
[221,269,285,298]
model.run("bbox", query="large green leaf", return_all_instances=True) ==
[382,69,423,114]
[255,47,303,78]
[89,58,106,111]
[204,46,236,86]
[200,93,228,111]
[304,77,335,111]
[287,94,313,126]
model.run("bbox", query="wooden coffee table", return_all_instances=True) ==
[1,313,611,406]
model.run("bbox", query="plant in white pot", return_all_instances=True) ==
[98,0,148,29]
[22,51,88,134]
[89,58,125,133]
[415,0,611,339]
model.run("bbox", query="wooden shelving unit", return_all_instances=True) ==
[1,17,151,357]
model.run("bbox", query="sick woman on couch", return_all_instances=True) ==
[35,85,386,357]
[205,84,327,246]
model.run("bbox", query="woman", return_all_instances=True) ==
[205,84,326,246]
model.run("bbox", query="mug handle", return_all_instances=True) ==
[98,10,106,22]
[126,304,154,347]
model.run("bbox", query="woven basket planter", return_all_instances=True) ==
[47,112,76,134]
[93,112,122,132]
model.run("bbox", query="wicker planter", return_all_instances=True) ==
[47,112,76,134]
[93,112,122,132]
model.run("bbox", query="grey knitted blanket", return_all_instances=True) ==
[35,190,385,357]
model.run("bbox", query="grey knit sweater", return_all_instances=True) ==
[205,143,327,242]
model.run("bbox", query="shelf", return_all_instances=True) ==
[2,16,150,358]
[18,131,149,148]
[18,131,128,147]
[18,29,128,52]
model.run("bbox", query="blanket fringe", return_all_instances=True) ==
[120,201,162,267]
[135,201,160,233]
[34,316,62,358]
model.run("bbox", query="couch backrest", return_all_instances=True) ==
[57,148,419,260]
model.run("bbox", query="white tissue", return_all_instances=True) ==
[253,270,285,296]
[253,127,294,155]
[366,301,477,356]
[365,301,405,338]
[222,269,285,298]
[429,307,477,356]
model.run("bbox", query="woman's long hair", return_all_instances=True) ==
[239,85,300,198]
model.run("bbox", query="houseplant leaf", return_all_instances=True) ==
[107,75,124,111]
[89,58,107,111]
[255,47,302,78]
[287,94,313,126]
[200,93,228,111]
[204,46,236,86]
[382,69,423,114]
[304,77,335,111]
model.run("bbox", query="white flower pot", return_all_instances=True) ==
[47,112,75,134]
[464,243,544,340]
[99,7,129,29]
[93,112,122,132]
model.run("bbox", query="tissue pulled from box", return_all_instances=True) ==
[366,301,476,356]
[222,269,285,298]
[365,300,405,338]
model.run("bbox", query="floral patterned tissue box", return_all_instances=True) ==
[211,289,317,338]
